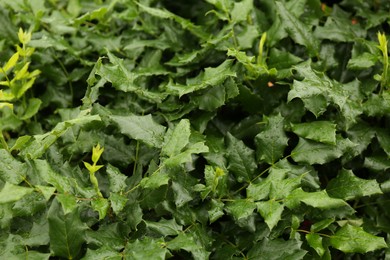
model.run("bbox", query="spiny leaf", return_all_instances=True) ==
[275,1,319,57]
[255,114,289,164]
[291,137,356,165]
[226,133,257,182]
[327,169,382,200]
[291,121,336,145]
[330,225,387,253]
[0,182,34,203]
[257,200,284,231]
[110,114,166,148]
[161,119,191,157]
[48,199,87,259]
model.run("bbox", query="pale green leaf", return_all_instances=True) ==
[327,169,382,200]
[0,182,34,203]
[35,185,56,201]
[257,200,284,230]
[110,114,166,148]
[330,225,387,253]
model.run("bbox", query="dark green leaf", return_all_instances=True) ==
[330,225,387,253]
[255,114,289,164]
[145,218,182,236]
[227,133,257,182]
[327,169,382,200]
[167,232,210,260]
[48,199,87,259]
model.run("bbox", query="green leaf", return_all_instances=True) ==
[109,192,128,215]
[124,237,168,260]
[34,159,73,193]
[364,156,390,171]
[85,223,126,251]
[306,233,325,257]
[24,219,50,247]
[327,169,382,200]
[247,180,271,201]
[291,121,336,144]
[376,129,390,157]
[275,1,319,57]
[83,246,121,260]
[167,232,210,260]
[0,149,27,184]
[208,199,224,223]
[231,0,253,23]
[48,199,87,259]
[162,119,190,157]
[10,135,31,152]
[225,199,256,221]
[247,238,307,259]
[163,141,209,167]
[311,218,335,232]
[106,164,128,193]
[257,200,284,231]
[110,114,166,148]
[0,182,34,203]
[145,218,183,236]
[330,225,387,253]
[255,114,289,164]
[140,172,170,189]
[35,185,56,201]
[20,98,41,120]
[291,137,355,165]
[166,60,236,96]
[91,197,110,220]
[286,188,350,210]
[226,133,257,182]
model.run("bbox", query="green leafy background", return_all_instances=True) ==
[0,0,389,259]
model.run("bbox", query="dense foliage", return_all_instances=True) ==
[0,0,390,259]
